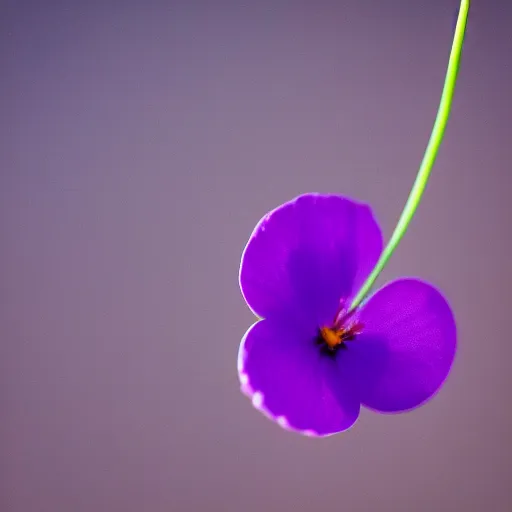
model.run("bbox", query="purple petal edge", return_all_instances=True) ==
[238,319,361,437]
[239,193,383,328]
[344,278,457,414]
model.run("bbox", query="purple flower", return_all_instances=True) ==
[238,193,456,436]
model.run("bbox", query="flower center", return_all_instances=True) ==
[314,301,363,357]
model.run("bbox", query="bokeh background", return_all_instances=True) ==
[2,1,511,511]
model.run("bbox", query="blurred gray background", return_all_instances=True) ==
[2,1,511,511]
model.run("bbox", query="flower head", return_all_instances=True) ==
[238,194,456,436]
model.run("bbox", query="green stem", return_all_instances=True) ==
[349,0,470,312]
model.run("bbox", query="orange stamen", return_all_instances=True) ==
[320,327,344,349]
[320,322,364,350]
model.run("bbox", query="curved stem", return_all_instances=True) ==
[349,0,470,311]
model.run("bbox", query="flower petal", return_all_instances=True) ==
[344,278,456,413]
[238,319,360,436]
[239,194,383,327]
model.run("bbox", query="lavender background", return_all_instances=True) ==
[2,1,511,511]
